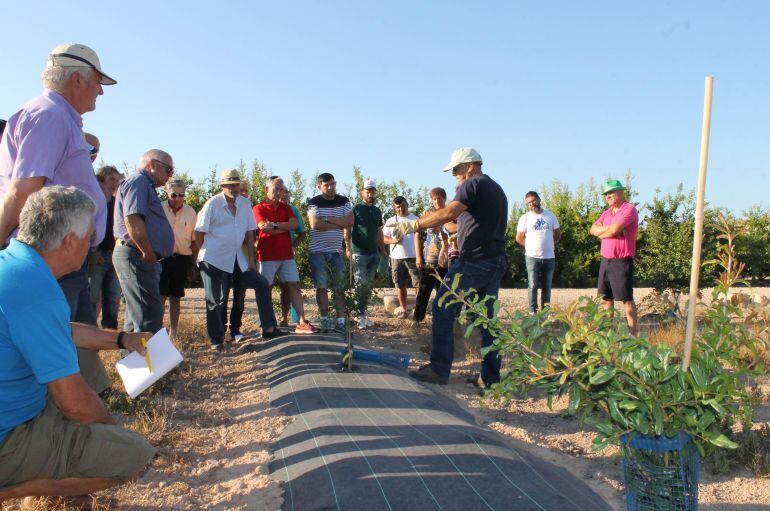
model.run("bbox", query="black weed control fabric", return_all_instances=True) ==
[258,335,613,511]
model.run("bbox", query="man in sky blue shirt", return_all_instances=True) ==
[0,186,155,503]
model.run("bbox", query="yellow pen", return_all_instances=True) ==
[141,338,152,373]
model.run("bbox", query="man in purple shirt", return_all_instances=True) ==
[113,150,175,336]
[0,43,116,393]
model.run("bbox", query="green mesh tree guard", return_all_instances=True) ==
[621,432,700,511]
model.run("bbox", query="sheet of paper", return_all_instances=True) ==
[115,328,183,398]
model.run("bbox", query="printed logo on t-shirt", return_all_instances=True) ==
[533,218,549,231]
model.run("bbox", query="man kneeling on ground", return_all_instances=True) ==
[0,187,156,504]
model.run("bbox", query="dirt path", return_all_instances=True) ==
[110,317,291,511]
[3,316,290,511]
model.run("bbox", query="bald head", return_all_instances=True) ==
[139,149,172,170]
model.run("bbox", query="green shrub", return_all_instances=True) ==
[439,218,763,456]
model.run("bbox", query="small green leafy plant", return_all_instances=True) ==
[439,215,764,456]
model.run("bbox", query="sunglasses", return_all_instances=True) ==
[89,146,99,156]
[153,159,174,176]
[169,193,185,198]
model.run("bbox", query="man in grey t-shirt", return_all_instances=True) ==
[516,191,561,314]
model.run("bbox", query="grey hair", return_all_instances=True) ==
[139,149,171,170]
[165,179,186,191]
[17,186,95,252]
[41,66,94,90]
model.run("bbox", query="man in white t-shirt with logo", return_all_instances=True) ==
[516,191,561,314]
[383,196,420,319]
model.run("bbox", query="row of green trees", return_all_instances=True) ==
[163,160,769,290]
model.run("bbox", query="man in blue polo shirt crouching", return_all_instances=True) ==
[0,187,155,505]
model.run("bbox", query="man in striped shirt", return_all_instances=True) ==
[307,173,354,332]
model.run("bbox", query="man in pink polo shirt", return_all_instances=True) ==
[590,179,639,335]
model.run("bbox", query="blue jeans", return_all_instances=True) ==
[352,252,380,286]
[352,252,380,313]
[232,263,277,334]
[113,244,163,334]
[525,256,555,314]
[89,249,122,329]
[430,255,506,383]
[201,261,277,345]
[58,262,97,325]
[309,251,346,289]
[59,261,111,393]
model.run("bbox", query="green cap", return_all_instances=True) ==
[602,179,626,195]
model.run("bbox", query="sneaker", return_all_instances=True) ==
[210,343,224,352]
[319,317,330,333]
[294,322,318,335]
[333,320,347,334]
[408,364,449,385]
[357,315,367,330]
[231,333,245,343]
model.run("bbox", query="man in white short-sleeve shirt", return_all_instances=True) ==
[383,196,420,319]
[516,191,561,314]
[194,169,277,350]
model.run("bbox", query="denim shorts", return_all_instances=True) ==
[309,251,346,289]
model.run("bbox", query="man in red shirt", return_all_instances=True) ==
[590,179,639,335]
[253,177,317,334]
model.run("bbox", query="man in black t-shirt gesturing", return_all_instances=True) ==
[391,147,508,387]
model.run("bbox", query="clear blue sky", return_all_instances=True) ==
[2,1,768,211]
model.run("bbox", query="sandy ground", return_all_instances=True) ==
[4,286,769,510]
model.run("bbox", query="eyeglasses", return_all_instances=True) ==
[153,159,174,176]
[169,193,185,198]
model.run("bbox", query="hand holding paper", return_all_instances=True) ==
[116,329,183,398]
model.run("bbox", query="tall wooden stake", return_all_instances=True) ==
[683,76,714,371]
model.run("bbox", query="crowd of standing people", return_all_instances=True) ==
[0,43,640,504]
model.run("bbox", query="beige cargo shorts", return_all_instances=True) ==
[0,400,156,491]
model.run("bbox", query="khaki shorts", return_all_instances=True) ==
[0,400,156,491]
[77,348,112,394]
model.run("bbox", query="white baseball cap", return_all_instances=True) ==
[362,179,377,190]
[442,147,483,172]
[47,43,117,85]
